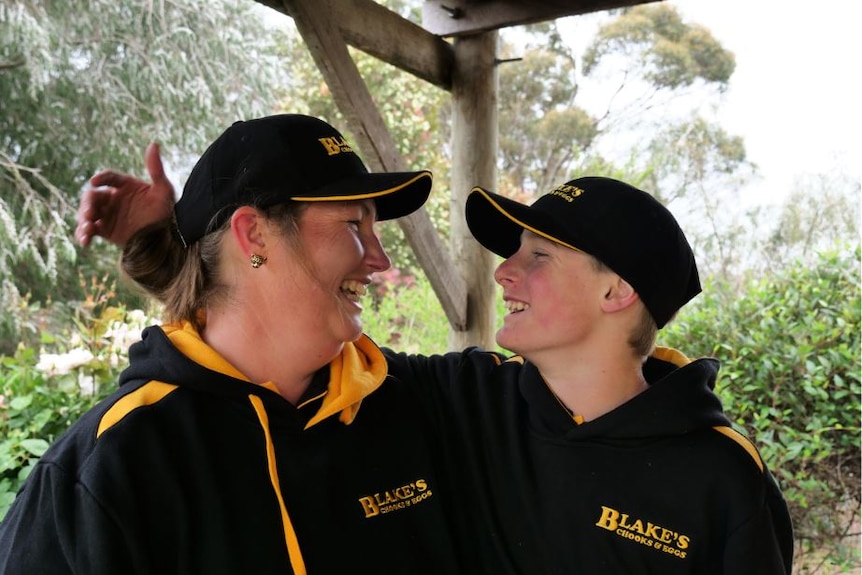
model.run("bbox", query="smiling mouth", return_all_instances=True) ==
[504,300,530,313]
[340,280,368,303]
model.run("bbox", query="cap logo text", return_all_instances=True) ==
[548,184,584,202]
[319,136,354,156]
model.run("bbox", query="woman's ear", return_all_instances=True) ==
[229,206,266,259]
[601,276,640,315]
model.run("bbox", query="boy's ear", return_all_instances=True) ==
[601,276,640,314]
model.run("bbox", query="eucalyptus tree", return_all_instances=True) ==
[1,0,286,345]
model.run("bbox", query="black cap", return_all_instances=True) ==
[465,177,701,328]
[174,114,432,245]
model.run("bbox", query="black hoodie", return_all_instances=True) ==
[0,323,462,574]
[386,346,794,575]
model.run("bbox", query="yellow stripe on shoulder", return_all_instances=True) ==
[97,381,179,438]
[712,425,764,472]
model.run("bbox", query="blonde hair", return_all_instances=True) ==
[589,256,658,357]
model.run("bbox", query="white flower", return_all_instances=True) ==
[36,348,95,376]
[78,373,97,396]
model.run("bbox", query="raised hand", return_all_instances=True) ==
[75,142,176,247]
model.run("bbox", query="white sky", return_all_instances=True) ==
[550,0,862,207]
[656,0,860,205]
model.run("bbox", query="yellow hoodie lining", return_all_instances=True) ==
[159,322,389,572]
[161,321,388,428]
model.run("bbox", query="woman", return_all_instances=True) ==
[0,114,464,574]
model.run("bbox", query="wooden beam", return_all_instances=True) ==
[283,0,469,331]
[449,32,499,350]
[257,0,455,89]
[422,0,658,37]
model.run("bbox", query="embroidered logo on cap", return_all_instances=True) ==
[318,136,354,156]
[548,184,584,202]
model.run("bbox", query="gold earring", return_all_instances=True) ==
[250,253,267,268]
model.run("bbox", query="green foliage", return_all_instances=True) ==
[764,174,862,269]
[497,48,598,194]
[496,3,736,204]
[583,4,735,90]
[662,249,862,570]
[363,270,450,354]
[0,276,155,519]
[1,0,286,326]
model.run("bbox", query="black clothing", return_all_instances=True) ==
[0,324,461,574]
[388,346,793,575]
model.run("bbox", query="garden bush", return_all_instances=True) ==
[0,278,156,518]
[662,248,861,572]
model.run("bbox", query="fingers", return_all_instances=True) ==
[89,169,129,190]
[75,186,104,247]
[144,142,167,185]
[75,220,95,248]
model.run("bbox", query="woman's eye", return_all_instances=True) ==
[347,220,361,230]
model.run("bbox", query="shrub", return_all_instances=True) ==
[662,248,861,572]
[0,276,156,519]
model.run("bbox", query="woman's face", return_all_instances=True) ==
[267,199,391,346]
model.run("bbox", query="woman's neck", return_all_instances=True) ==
[201,306,342,404]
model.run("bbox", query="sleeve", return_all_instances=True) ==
[382,347,506,427]
[0,461,135,574]
[722,468,794,575]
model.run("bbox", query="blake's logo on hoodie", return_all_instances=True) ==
[358,479,433,518]
[595,505,691,559]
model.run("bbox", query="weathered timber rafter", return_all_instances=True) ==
[281,0,468,331]
[259,0,454,89]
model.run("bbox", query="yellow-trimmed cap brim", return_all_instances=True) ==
[291,170,432,221]
[466,186,583,257]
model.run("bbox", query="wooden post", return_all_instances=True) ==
[284,0,468,331]
[449,31,499,351]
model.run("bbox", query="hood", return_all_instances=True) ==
[120,321,387,428]
[521,347,730,441]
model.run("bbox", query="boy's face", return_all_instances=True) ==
[493,231,613,360]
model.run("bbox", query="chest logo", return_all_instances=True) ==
[358,478,433,518]
[595,505,691,559]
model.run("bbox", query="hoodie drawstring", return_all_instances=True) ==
[248,394,307,575]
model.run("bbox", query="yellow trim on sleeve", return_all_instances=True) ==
[248,394,306,575]
[712,425,764,472]
[96,381,178,438]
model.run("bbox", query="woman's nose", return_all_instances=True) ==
[366,233,392,272]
